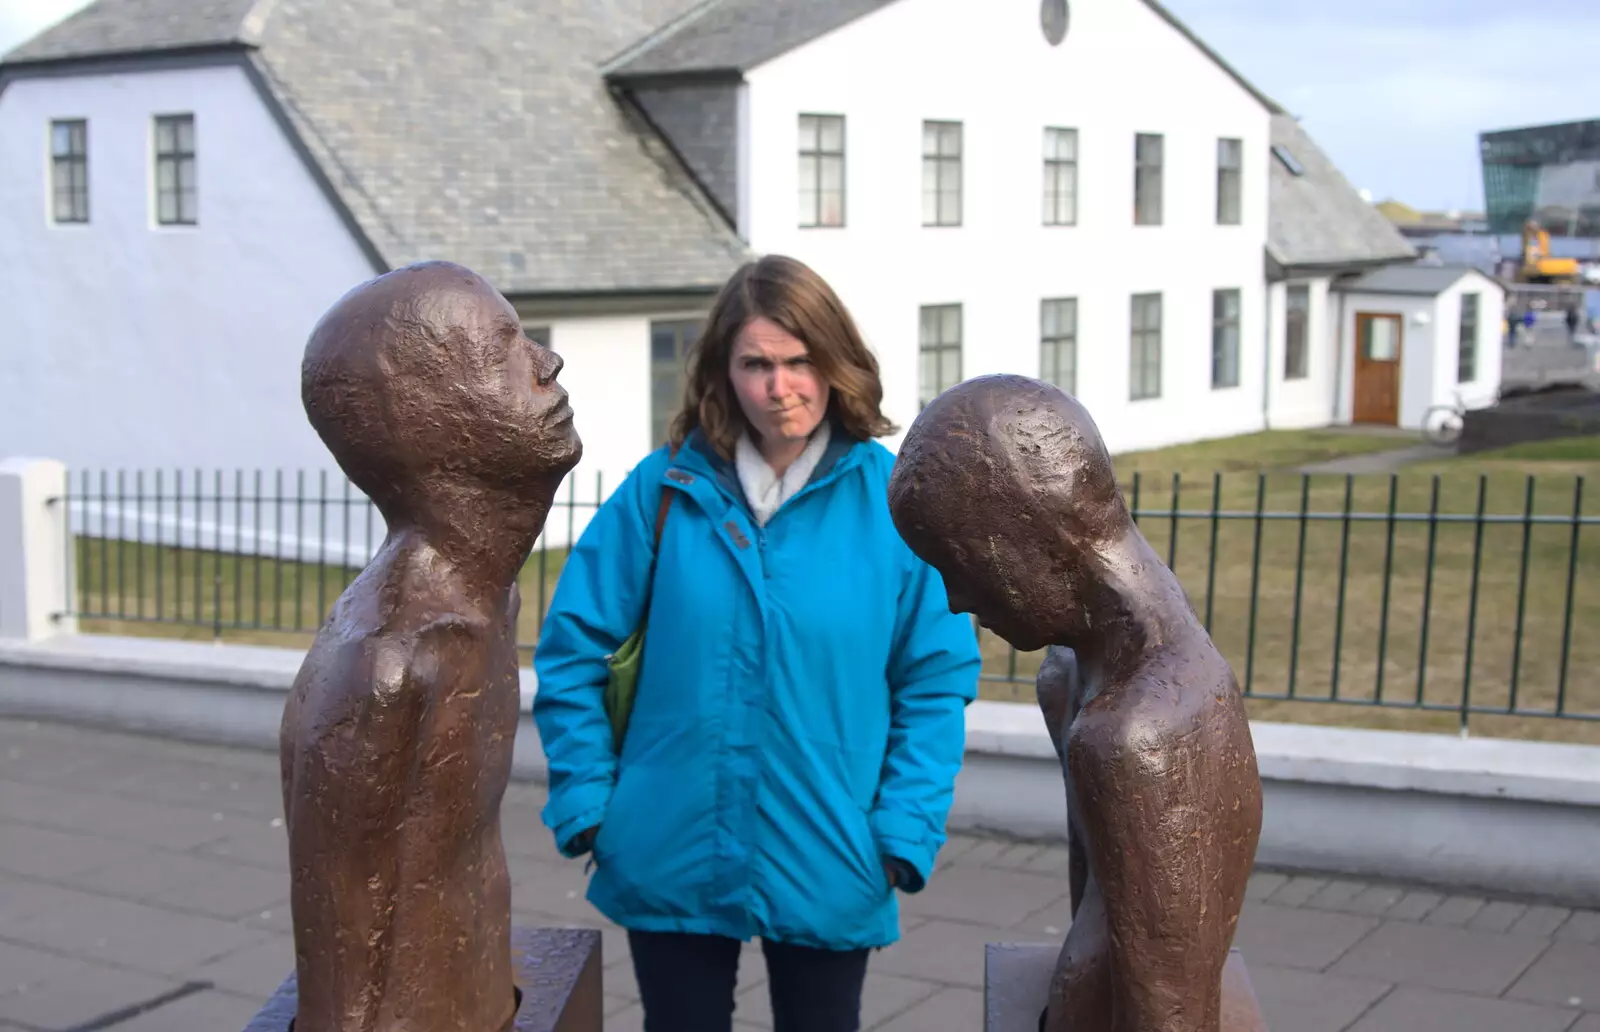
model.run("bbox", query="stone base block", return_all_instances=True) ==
[241,927,602,1032]
[984,943,1266,1031]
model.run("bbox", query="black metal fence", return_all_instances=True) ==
[53,468,1600,732]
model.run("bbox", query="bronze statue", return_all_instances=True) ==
[887,375,1265,1032]
[281,261,581,1032]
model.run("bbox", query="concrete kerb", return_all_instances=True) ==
[2,633,1599,907]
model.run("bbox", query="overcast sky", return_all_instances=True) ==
[3,0,1596,212]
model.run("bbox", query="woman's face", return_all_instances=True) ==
[728,316,831,447]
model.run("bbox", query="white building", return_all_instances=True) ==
[0,0,1463,514]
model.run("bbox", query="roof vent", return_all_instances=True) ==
[1272,144,1305,176]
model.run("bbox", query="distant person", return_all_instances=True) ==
[1567,306,1581,343]
[1523,308,1537,347]
[532,254,982,1032]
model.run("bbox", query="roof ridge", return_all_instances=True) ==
[600,0,734,76]
[238,0,283,45]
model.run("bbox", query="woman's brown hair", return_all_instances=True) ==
[668,254,896,458]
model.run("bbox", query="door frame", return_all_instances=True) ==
[1352,311,1404,426]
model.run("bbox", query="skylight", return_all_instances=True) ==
[1273,144,1305,176]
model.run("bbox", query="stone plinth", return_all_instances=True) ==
[241,927,602,1032]
[984,943,1266,1031]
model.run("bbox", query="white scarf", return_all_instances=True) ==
[735,421,832,527]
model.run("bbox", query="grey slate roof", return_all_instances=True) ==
[606,0,897,78]
[3,0,751,296]
[606,0,1283,116]
[1334,265,1491,297]
[1,0,260,63]
[1269,114,1416,270]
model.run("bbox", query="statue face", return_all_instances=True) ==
[468,295,582,488]
[904,515,1077,655]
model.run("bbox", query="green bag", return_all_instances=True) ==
[603,475,676,748]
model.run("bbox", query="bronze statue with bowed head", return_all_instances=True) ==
[282,261,581,1032]
[886,375,1265,1032]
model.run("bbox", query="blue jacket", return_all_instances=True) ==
[532,428,981,949]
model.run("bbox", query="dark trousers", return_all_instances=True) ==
[628,930,870,1032]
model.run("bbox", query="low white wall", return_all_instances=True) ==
[3,634,1598,907]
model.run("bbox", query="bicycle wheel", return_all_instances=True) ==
[1421,405,1463,447]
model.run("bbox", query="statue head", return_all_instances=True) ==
[301,261,582,524]
[887,375,1129,652]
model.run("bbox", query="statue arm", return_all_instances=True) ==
[1067,700,1222,1032]
[875,556,982,891]
[532,459,665,856]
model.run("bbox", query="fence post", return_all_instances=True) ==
[0,458,76,641]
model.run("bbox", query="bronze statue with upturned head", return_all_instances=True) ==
[282,261,581,1032]
[887,375,1266,1032]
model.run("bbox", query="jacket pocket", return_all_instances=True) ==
[591,740,715,919]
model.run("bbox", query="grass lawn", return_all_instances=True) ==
[69,429,1600,744]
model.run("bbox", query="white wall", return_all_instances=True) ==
[1334,274,1505,430]
[1431,272,1505,413]
[0,63,374,476]
[741,0,1273,454]
[0,63,701,553]
[1265,276,1339,429]
[1335,293,1435,429]
[544,310,709,545]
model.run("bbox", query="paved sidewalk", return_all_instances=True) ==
[1,719,1596,1032]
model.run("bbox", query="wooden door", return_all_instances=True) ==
[1353,313,1403,425]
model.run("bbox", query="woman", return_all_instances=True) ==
[532,254,981,1031]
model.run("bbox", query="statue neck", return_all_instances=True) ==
[381,481,556,599]
[1060,529,1199,685]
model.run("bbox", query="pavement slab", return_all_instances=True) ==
[3,719,1598,1032]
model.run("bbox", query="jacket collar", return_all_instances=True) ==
[673,421,861,511]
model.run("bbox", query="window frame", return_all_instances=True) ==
[1040,297,1078,394]
[1458,292,1480,383]
[649,319,703,448]
[1134,133,1163,226]
[1043,127,1078,227]
[1129,293,1163,400]
[798,113,846,228]
[1284,284,1310,380]
[153,113,198,226]
[919,303,963,406]
[49,118,90,225]
[1216,137,1243,226]
[1211,288,1242,389]
[922,120,963,228]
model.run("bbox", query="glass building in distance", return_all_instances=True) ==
[1480,118,1600,238]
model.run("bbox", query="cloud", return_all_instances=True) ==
[1166,0,1600,209]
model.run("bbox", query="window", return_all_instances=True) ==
[1040,298,1078,394]
[1134,133,1163,225]
[1284,285,1309,380]
[50,119,89,224]
[650,320,702,447]
[919,304,962,406]
[798,114,845,228]
[1212,289,1241,388]
[1216,138,1242,225]
[1043,127,1077,226]
[922,121,962,227]
[1129,293,1162,400]
[1272,144,1305,176]
[1458,293,1479,382]
[153,114,197,225]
